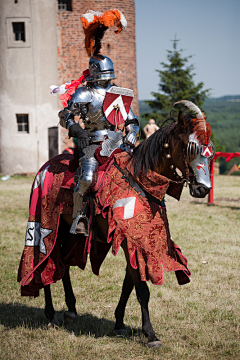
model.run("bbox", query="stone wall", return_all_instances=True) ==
[0,0,138,173]
[0,0,59,174]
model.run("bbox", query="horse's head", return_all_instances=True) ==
[168,100,215,198]
[132,100,215,199]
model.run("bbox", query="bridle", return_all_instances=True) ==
[164,124,215,187]
[187,137,215,163]
[163,122,190,186]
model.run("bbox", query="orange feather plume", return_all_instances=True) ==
[81,9,127,57]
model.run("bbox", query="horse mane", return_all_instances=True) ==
[132,108,211,179]
[132,121,176,178]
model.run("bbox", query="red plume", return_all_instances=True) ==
[174,100,211,145]
[60,69,90,107]
[191,112,211,145]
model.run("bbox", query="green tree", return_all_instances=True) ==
[146,39,211,124]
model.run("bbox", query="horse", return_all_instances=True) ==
[18,100,214,349]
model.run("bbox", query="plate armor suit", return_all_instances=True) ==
[56,10,140,234]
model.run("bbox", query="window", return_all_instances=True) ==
[58,0,72,11]
[16,114,29,133]
[6,18,30,48]
[12,22,25,42]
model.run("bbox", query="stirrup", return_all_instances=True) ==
[70,214,89,236]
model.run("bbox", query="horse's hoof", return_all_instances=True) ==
[47,316,60,329]
[64,311,78,325]
[147,340,163,349]
[114,328,127,336]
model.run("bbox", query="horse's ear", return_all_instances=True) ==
[178,110,189,130]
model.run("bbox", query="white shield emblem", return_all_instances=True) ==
[103,86,134,126]
[202,146,212,158]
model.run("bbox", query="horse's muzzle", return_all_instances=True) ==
[189,183,210,198]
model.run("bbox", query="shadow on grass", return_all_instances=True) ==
[0,302,140,339]
[190,200,240,210]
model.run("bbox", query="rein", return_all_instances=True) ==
[113,162,165,207]
[181,140,190,184]
[165,123,190,186]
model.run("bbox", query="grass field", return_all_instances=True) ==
[0,175,239,359]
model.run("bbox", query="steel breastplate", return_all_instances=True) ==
[83,84,115,134]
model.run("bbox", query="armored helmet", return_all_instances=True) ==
[88,55,116,82]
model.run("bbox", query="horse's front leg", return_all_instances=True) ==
[121,239,162,348]
[114,265,134,334]
[59,216,78,324]
[134,276,162,348]
[44,284,60,329]
[62,265,78,324]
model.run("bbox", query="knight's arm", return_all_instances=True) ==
[58,87,92,148]
[124,109,141,148]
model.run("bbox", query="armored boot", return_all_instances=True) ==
[70,188,89,235]
[70,158,98,235]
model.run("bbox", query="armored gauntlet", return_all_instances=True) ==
[124,119,140,148]
[68,123,90,149]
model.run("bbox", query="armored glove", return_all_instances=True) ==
[69,123,91,149]
[124,131,137,148]
[124,121,140,148]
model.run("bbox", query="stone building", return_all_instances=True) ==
[0,0,138,174]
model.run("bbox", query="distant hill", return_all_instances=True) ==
[205,95,240,102]
[139,100,152,114]
[139,96,240,174]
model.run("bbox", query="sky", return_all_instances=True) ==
[135,0,240,100]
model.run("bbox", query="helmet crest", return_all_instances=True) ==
[54,9,127,107]
[81,9,127,57]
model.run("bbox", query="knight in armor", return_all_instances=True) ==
[55,10,140,235]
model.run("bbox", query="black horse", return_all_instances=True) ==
[20,101,213,348]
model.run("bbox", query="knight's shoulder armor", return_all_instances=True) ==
[70,86,93,108]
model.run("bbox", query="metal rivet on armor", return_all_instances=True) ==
[164,143,169,148]
[166,154,171,159]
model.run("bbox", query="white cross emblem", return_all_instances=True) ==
[113,197,136,219]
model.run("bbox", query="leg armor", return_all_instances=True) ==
[70,157,98,235]
[75,157,99,196]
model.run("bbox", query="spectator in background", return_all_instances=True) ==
[144,119,159,139]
